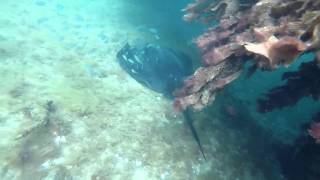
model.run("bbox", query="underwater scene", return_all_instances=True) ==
[1,0,320,179]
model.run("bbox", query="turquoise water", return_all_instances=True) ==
[0,0,319,180]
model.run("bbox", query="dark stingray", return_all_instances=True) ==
[117,43,193,97]
[117,43,206,160]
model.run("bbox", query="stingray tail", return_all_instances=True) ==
[183,108,207,161]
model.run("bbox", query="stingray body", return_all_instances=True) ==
[117,43,206,160]
[117,43,193,97]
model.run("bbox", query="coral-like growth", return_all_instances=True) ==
[309,122,320,143]
[175,0,320,111]
[183,0,258,24]
[183,0,240,23]
[174,60,243,111]
[244,36,307,69]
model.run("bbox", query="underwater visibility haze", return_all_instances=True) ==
[1,0,320,179]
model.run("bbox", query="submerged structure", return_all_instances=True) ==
[173,0,320,179]
[175,0,320,111]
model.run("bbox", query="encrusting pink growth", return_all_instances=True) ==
[174,60,243,111]
[174,68,241,111]
[244,36,307,69]
[202,43,242,66]
[268,37,307,66]
[309,122,320,144]
[175,63,230,97]
[183,0,240,24]
[174,0,320,111]
[196,29,233,52]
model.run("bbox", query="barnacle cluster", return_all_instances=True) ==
[175,0,320,111]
